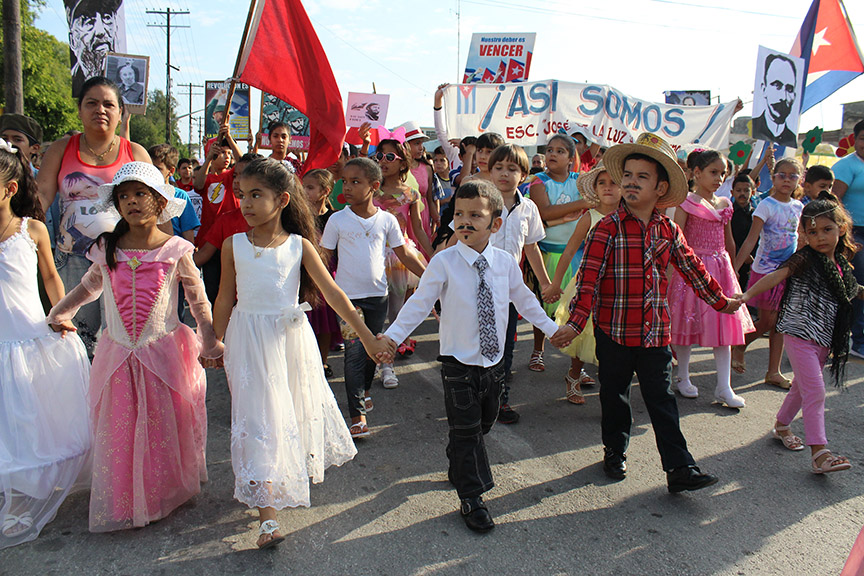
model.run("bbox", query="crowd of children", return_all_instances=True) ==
[2,82,862,552]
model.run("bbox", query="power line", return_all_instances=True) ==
[178,83,204,149]
[147,7,190,141]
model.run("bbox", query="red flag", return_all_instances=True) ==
[236,0,345,172]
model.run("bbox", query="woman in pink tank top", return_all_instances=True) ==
[36,76,150,353]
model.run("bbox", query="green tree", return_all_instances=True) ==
[0,0,79,141]
[129,89,185,152]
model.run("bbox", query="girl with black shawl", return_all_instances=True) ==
[740,192,862,474]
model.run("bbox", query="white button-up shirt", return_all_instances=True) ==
[385,240,559,367]
[491,193,545,263]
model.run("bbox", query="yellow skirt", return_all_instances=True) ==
[554,275,597,364]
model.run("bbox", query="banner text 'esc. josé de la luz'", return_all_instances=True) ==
[442,80,738,149]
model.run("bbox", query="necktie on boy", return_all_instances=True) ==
[474,255,499,361]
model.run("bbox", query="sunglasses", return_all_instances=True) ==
[774,172,801,180]
[374,152,403,163]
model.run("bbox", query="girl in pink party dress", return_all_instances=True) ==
[669,150,754,408]
[48,162,223,532]
[373,139,432,386]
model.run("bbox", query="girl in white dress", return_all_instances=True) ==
[210,158,392,549]
[0,139,90,548]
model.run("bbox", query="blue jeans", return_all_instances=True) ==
[501,304,519,404]
[343,295,389,418]
[851,228,864,349]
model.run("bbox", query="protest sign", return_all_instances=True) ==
[66,0,127,97]
[104,53,148,114]
[751,46,805,148]
[664,90,711,106]
[440,81,738,150]
[205,80,251,140]
[259,92,310,150]
[463,33,535,84]
[346,93,390,128]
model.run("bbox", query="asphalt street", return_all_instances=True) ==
[2,317,863,575]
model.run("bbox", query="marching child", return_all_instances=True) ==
[740,193,859,474]
[669,150,755,408]
[211,158,391,548]
[486,143,550,424]
[528,133,592,375]
[302,168,342,377]
[380,181,567,532]
[374,139,433,386]
[551,134,738,492]
[545,161,622,405]
[733,158,806,387]
[48,162,223,532]
[320,157,426,437]
[461,132,504,184]
[0,139,90,548]
[801,164,834,204]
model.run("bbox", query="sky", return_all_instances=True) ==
[35,0,864,147]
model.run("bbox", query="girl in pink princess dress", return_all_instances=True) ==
[48,162,223,532]
[669,150,754,409]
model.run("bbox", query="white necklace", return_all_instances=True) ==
[252,230,283,258]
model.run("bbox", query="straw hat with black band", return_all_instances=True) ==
[602,132,688,209]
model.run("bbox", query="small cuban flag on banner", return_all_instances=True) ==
[790,0,864,113]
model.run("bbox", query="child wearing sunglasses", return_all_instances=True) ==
[371,139,433,386]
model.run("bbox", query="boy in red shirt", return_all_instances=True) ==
[552,133,740,492]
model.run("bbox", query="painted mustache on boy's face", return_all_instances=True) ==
[457,223,493,232]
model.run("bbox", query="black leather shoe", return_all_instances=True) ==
[667,465,719,493]
[603,448,627,480]
[460,497,495,533]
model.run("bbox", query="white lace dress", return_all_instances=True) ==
[224,233,357,509]
[0,218,90,549]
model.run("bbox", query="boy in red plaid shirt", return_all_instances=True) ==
[551,133,741,493]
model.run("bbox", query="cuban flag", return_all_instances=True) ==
[791,0,864,113]
[505,59,525,82]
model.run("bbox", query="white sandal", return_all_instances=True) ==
[2,512,33,537]
[257,519,285,549]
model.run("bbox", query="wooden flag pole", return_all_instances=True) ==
[222,0,260,129]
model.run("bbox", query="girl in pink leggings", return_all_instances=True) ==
[741,192,861,474]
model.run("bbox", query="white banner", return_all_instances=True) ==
[442,80,738,150]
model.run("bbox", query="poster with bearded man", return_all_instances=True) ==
[65,0,127,98]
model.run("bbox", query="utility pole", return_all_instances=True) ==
[192,116,203,159]
[3,0,24,113]
[178,83,203,156]
[147,7,190,142]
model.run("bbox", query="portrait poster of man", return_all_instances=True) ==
[204,81,251,140]
[65,0,127,98]
[664,90,711,106]
[104,53,148,114]
[259,93,310,150]
[345,93,390,128]
[751,46,805,148]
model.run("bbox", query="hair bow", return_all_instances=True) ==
[377,126,406,144]
[0,138,18,155]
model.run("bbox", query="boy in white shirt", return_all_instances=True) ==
[380,181,568,533]
[320,158,425,439]
[487,144,551,424]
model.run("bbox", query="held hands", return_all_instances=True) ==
[550,325,579,348]
[372,334,398,365]
[541,283,562,304]
[49,320,77,338]
[199,355,224,369]
[720,296,743,314]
